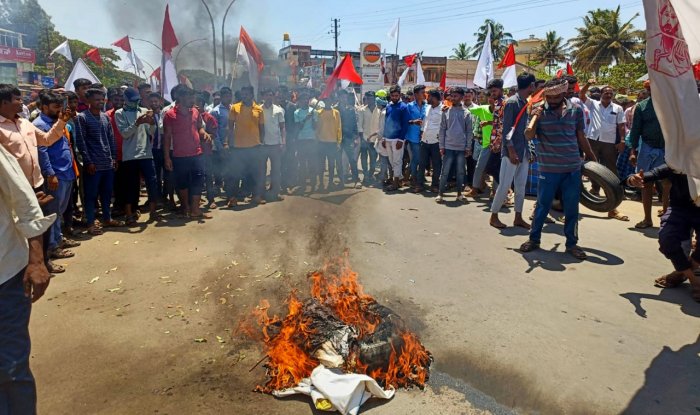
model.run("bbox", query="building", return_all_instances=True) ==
[445,59,537,89]
[515,35,545,68]
[0,28,36,86]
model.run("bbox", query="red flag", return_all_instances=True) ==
[694,62,700,80]
[556,68,564,78]
[112,36,132,53]
[439,71,446,90]
[162,4,179,54]
[320,53,363,99]
[404,53,417,68]
[240,26,264,73]
[497,44,516,69]
[150,67,161,79]
[84,48,103,67]
[566,62,580,92]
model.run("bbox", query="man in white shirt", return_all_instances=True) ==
[261,88,286,201]
[580,80,628,221]
[418,89,443,192]
[0,143,54,414]
[357,91,377,185]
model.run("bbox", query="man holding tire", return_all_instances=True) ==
[520,79,597,260]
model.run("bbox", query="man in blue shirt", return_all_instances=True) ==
[406,84,427,192]
[210,87,233,194]
[33,90,79,259]
[381,85,410,191]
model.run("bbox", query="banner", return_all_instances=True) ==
[0,46,35,63]
[360,43,383,96]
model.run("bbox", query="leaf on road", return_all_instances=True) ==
[114,241,120,245]
[216,335,226,344]
[219,298,227,305]
[88,276,100,284]
[107,287,121,293]
[194,338,207,343]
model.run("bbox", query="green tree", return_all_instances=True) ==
[471,19,517,61]
[597,60,647,92]
[535,31,568,73]
[569,6,644,75]
[450,43,472,60]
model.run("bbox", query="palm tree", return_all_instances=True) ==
[535,31,569,73]
[450,43,472,60]
[471,19,517,61]
[569,6,644,75]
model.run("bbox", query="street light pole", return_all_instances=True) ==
[221,0,237,85]
[200,0,218,89]
[130,37,163,53]
[175,38,208,70]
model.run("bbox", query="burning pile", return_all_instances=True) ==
[249,256,432,394]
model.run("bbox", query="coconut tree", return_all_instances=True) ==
[569,6,644,75]
[471,19,517,61]
[450,43,472,60]
[535,31,569,73]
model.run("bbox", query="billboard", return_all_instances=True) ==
[0,46,35,63]
[360,43,384,96]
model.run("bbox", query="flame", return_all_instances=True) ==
[249,255,431,392]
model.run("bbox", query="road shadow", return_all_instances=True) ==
[620,334,700,415]
[510,244,624,273]
[619,288,700,318]
[627,226,659,240]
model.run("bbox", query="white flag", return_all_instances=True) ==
[415,58,425,85]
[501,65,517,88]
[306,77,313,88]
[50,40,73,63]
[473,26,494,89]
[161,53,178,102]
[387,19,399,40]
[64,59,100,91]
[643,0,700,205]
[236,40,260,98]
[397,66,410,87]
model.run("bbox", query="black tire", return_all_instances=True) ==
[580,161,623,212]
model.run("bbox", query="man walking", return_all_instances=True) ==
[381,85,409,192]
[435,87,473,203]
[520,79,597,260]
[315,98,342,190]
[490,72,536,229]
[338,90,361,189]
[293,90,318,192]
[211,87,233,200]
[406,85,427,192]
[357,91,377,186]
[418,89,443,193]
[261,88,286,201]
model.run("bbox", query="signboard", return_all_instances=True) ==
[0,46,35,63]
[41,76,55,88]
[360,43,384,96]
[46,62,56,77]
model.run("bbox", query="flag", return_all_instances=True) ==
[380,50,387,82]
[161,4,179,102]
[439,71,446,90]
[149,67,160,92]
[64,58,100,91]
[473,26,494,88]
[404,53,417,68]
[50,40,72,62]
[238,26,265,97]
[334,51,351,89]
[112,35,132,53]
[566,62,579,92]
[84,48,103,67]
[498,43,517,88]
[642,0,700,205]
[415,57,425,85]
[320,53,363,99]
[387,19,399,40]
[306,77,313,88]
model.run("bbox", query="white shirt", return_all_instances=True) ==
[356,105,374,136]
[0,144,55,285]
[368,106,382,143]
[262,104,285,145]
[422,104,443,144]
[584,98,624,143]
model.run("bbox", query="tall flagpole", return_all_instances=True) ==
[393,18,400,84]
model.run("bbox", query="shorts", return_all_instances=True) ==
[636,142,665,173]
[172,155,205,196]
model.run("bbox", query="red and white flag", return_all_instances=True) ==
[643,0,700,205]
[237,26,264,98]
[161,4,179,102]
[498,44,517,88]
[556,62,579,92]
[320,53,362,99]
[113,35,144,75]
[397,53,418,87]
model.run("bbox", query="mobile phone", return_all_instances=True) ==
[63,97,68,111]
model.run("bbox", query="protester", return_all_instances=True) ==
[33,90,80,260]
[521,79,597,260]
[162,86,212,219]
[467,79,504,198]
[406,85,427,192]
[74,88,121,235]
[315,97,342,190]
[628,81,669,229]
[227,86,266,206]
[261,88,286,201]
[490,72,536,230]
[73,78,92,112]
[115,87,159,224]
[137,83,152,104]
[468,95,494,194]
[435,87,473,203]
[195,92,220,209]
[418,89,443,193]
[373,90,391,185]
[210,87,233,199]
[337,90,362,189]
[293,90,318,192]
[277,86,299,194]
[382,85,409,191]
[357,91,377,186]
[580,80,628,221]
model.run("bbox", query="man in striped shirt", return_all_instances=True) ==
[520,79,597,260]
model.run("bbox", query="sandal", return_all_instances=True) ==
[635,220,653,229]
[209,202,218,209]
[50,248,75,259]
[519,240,540,252]
[566,246,587,260]
[189,212,213,220]
[227,198,238,208]
[125,216,138,226]
[47,261,65,274]
[608,212,630,222]
[87,225,104,235]
[654,271,687,288]
[59,238,81,249]
[657,208,666,217]
[102,219,125,228]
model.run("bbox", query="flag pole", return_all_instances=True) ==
[231,44,239,88]
[393,18,400,84]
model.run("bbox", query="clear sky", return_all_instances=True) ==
[38,0,644,70]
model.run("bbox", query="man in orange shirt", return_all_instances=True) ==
[226,86,266,206]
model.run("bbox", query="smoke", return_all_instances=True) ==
[105,0,278,74]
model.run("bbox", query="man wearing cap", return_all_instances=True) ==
[521,79,597,260]
[115,87,159,224]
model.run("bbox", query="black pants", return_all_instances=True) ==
[418,142,441,188]
[589,140,619,192]
[658,206,700,271]
[296,140,317,187]
[263,144,283,196]
[281,140,298,189]
[318,142,339,186]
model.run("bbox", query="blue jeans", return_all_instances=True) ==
[0,270,36,415]
[359,140,377,180]
[636,142,665,173]
[419,142,441,188]
[439,149,466,194]
[408,141,421,181]
[83,169,114,225]
[530,170,581,248]
[47,179,73,250]
[340,140,359,184]
[472,146,491,190]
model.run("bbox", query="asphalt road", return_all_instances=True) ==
[31,185,700,415]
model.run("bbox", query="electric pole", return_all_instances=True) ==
[332,18,339,68]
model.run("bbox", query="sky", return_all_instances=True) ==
[38,0,645,71]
